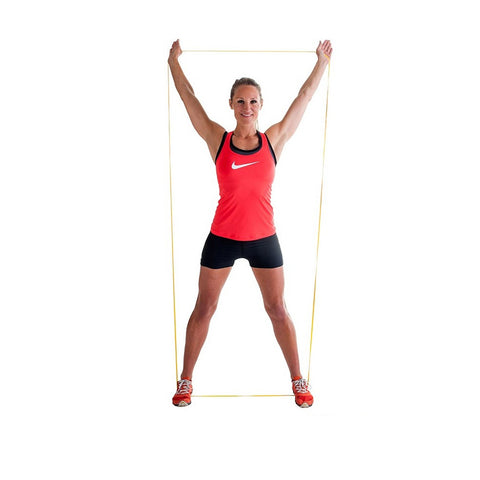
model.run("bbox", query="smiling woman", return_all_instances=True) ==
[229,77,263,133]
[167,38,332,408]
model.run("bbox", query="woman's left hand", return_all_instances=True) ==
[316,40,332,61]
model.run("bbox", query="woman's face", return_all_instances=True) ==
[229,85,263,126]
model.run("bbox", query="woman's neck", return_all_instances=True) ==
[233,126,258,138]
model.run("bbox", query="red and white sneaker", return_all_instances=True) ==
[172,378,193,407]
[292,376,314,408]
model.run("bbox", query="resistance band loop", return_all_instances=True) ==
[167,50,330,396]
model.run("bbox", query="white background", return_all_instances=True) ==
[1,0,479,478]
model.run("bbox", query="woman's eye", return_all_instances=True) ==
[237,100,244,104]
[251,100,257,104]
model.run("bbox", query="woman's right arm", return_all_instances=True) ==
[168,40,225,161]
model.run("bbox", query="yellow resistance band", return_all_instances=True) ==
[183,49,315,53]
[193,394,293,398]
[308,60,330,383]
[167,50,330,397]
[167,68,179,383]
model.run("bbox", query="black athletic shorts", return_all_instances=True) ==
[200,232,283,269]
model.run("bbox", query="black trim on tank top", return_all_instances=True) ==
[215,131,276,166]
[264,133,277,166]
[214,131,228,163]
[230,131,262,155]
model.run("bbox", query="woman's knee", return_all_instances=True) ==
[193,295,219,320]
[264,300,289,324]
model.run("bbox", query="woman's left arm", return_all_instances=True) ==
[265,40,332,158]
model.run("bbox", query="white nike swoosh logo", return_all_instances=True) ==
[231,161,259,170]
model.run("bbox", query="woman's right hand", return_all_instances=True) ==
[168,39,182,65]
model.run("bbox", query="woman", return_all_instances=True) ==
[168,39,332,408]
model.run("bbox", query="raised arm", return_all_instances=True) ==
[168,40,225,161]
[265,40,332,159]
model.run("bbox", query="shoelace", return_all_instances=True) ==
[292,378,310,394]
[176,379,192,395]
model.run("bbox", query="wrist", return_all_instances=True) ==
[317,53,330,65]
[168,56,179,68]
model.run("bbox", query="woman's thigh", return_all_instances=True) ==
[196,265,232,305]
[251,266,285,305]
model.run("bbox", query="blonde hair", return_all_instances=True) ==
[230,77,262,101]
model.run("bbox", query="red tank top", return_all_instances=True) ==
[211,131,277,241]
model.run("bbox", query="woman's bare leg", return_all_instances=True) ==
[180,266,232,379]
[251,266,301,379]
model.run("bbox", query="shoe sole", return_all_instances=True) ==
[297,402,313,408]
[173,400,191,407]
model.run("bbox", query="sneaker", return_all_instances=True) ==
[292,376,314,408]
[172,378,193,407]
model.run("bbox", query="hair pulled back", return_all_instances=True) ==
[230,77,262,101]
